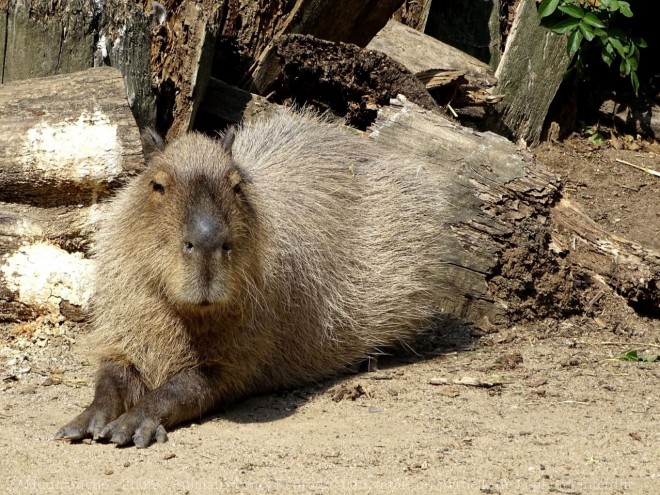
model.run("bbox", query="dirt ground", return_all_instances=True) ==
[1,138,659,494]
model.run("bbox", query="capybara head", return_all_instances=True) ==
[126,129,258,312]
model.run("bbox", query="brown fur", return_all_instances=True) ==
[57,108,449,446]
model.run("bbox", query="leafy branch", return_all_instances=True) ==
[537,0,647,95]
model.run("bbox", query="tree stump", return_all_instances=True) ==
[488,0,572,146]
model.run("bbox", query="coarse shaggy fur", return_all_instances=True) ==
[92,108,449,403]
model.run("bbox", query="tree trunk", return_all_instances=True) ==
[0,0,97,83]
[488,0,572,146]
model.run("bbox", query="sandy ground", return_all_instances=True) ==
[1,141,659,494]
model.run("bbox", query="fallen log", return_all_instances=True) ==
[0,203,98,323]
[367,20,498,110]
[368,20,496,89]
[0,67,144,207]
[2,75,658,327]
[370,96,659,322]
[551,199,660,316]
[270,34,438,129]
[0,67,141,323]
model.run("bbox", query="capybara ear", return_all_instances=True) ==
[221,126,236,156]
[141,128,166,160]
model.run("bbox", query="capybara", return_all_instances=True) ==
[56,108,448,447]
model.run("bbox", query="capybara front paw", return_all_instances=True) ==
[97,411,168,448]
[55,407,113,441]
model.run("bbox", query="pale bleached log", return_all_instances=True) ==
[0,202,102,323]
[368,20,496,88]
[0,67,144,206]
[0,67,141,323]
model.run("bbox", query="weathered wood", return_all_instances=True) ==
[0,0,209,136]
[0,7,6,81]
[367,19,497,108]
[368,20,496,84]
[96,4,156,129]
[0,67,144,206]
[246,0,405,94]
[197,78,279,128]
[425,0,501,69]
[551,199,660,316]
[393,0,433,31]
[489,0,571,146]
[371,97,660,322]
[0,201,101,323]
[1,0,97,83]
[370,96,563,324]
[0,202,101,255]
[271,34,438,129]
[147,0,222,137]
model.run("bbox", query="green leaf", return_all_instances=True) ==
[578,22,595,42]
[545,17,581,34]
[631,71,639,96]
[558,4,585,19]
[538,0,560,18]
[605,0,621,12]
[582,12,606,28]
[593,28,607,38]
[617,350,659,362]
[632,37,648,49]
[608,37,626,58]
[601,46,614,66]
[620,56,631,75]
[568,29,584,56]
[618,1,633,17]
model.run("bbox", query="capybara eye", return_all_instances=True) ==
[151,181,165,194]
[233,183,242,194]
[222,243,231,253]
